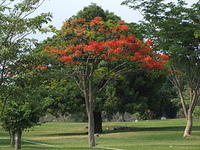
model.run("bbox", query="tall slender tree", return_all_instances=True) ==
[122,0,200,136]
[0,0,51,149]
[0,0,51,88]
[0,54,50,150]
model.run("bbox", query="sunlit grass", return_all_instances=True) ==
[0,119,200,150]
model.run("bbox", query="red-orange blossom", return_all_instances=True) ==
[43,17,169,69]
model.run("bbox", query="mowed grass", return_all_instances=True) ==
[0,119,200,150]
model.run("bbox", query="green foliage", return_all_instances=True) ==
[102,70,178,119]
[73,3,107,21]
[193,106,200,119]
[0,54,50,133]
[122,0,200,123]
[122,0,200,57]
[0,0,52,86]
[0,1,52,144]
[47,78,85,117]
[71,3,121,21]
[1,95,46,132]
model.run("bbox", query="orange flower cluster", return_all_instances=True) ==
[63,17,130,36]
[142,56,164,69]
[146,40,154,46]
[118,20,125,24]
[44,16,169,69]
[169,70,182,73]
[36,65,47,70]
[115,25,129,31]
[63,18,86,27]
[59,56,73,62]
[84,41,104,53]
[49,48,68,55]
[90,17,103,26]
[73,28,87,36]
[70,18,86,24]
[45,34,168,69]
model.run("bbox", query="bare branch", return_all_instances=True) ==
[168,65,188,117]
[0,60,7,86]
[22,0,46,19]
[97,67,131,94]
[1,94,10,116]
[73,76,84,93]
[0,0,6,6]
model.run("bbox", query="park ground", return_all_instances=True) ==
[0,119,200,150]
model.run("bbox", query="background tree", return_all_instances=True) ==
[47,78,85,120]
[122,0,200,137]
[0,0,51,112]
[0,0,51,149]
[0,54,50,150]
[102,70,178,121]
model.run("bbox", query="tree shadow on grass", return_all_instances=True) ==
[0,139,9,146]
[42,126,200,137]
[103,126,200,134]
[0,139,22,150]
[24,146,92,150]
[0,139,63,150]
[0,138,36,147]
[41,132,87,137]
[0,132,8,137]
[23,145,62,149]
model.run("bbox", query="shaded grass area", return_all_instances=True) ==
[0,119,200,150]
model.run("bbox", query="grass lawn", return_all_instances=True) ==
[0,119,200,150]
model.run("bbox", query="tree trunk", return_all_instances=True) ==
[121,112,125,122]
[84,79,96,147]
[88,108,95,147]
[14,130,22,150]
[183,109,193,137]
[94,111,103,133]
[9,130,15,147]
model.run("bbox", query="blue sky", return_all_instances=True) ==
[34,0,199,40]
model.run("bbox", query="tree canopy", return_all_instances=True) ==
[122,0,200,137]
[0,0,51,149]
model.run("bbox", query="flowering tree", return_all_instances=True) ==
[42,16,168,147]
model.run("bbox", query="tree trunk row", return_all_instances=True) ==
[9,130,22,150]
[94,111,103,133]
[84,78,96,147]
[177,87,198,137]
[183,109,193,137]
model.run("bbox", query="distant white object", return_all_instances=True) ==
[135,119,138,122]
[161,116,166,120]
